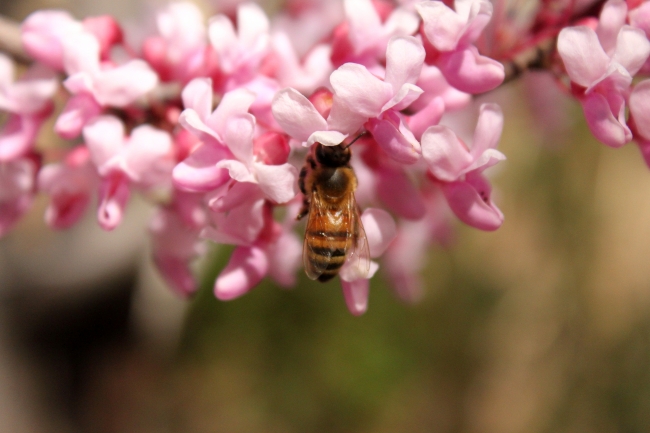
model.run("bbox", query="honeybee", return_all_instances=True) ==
[297,140,370,282]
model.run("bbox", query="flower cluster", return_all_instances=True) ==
[1,0,645,314]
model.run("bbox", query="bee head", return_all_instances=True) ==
[314,142,351,167]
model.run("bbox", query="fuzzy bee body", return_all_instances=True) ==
[298,142,370,282]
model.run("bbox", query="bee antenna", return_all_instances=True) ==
[341,131,366,149]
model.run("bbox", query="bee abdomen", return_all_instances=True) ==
[306,231,349,281]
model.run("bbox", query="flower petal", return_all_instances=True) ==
[361,208,397,258]
[367,116,421,164]
[181,78,213,120]
[442,174,503,231]
[83,115,125,173]
[253,162,298,203]
[330,63,393,118]
[471,103,503,157]
[557,26,610,88]
[341,278,370,316]
[214,245,268,300]
[173,143,231,192]
[630,79,650,140]
[612,26,650,76]
[93,59,159,107]
[306,130,347,147]
[581,91,631,148]
[439,46,504,94]
[384,36,425,91]
[271,88,327,142]
[416,1,466,51]
[97,174,130,231]
[421,125,472,181]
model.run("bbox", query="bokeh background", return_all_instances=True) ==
[2,1,650,432]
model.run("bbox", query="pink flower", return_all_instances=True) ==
[629,79,650,167]
[421,103,505,231]
[0,157,37,237]
[416,0,505,93]
[208,2,271,84]
[178,79,298,203]
[150,192,207,297]
[0,54,57,162]
[272,87,348,146]
[55,30,159,139]
[142,2,214,83]
[21,10,84,71]
[339,208,397,315]
[330,0,419,67]
[83,115,174,230]
[406,64,471,140]
[213,203,302,300]
[557,0,650,147]
[37,146,99,229]
[175,78,255,191]
[328,35,425,163]
[271,31,333,95]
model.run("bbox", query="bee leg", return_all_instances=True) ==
[296,196,310,220]
[298,166,307,195]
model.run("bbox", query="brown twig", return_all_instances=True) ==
[0,15,29,64]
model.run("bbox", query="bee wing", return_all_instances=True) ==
[344,197,371,280]
[303,189,352,280]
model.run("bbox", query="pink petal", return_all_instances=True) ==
[630,79,650,140]
[83,115,125,174]
[442,174,503,231]
[629,3,650,37]
[254,162,298,204]
[216,159,256,183]
[367,116,421,164]
[93,60,159,107]
[360,208,397,258]
[581,91,631,147]
[181,78,213,120]
[345,0,382,50]
[612,26,650,76]
[407,97,445,140]
[416,1,466,51]
[223,113,255,164]
[306,130,347,147]
[471,103,503,157]
[459,0,493,45]
[383,7,420,38]
[330,63,393,118]
[123,125,173,186]
[21,10,83,71]
[421,125,472,181]
[173,143,231,192]
[382,83,424,112]
[0,114,39,161]
[55,93,102,139]
[438,47,504,94]
[384,36,425,91]
[214,245,268,300]
[341,278,370,316]
[271,88,327,142]
[154,255,198,297]
[61,31,100,76]
[377,168,426,220]
[97,174,130,231]
[0,159,36,237]
[266,230,302,287]
[237,3,270,48]
[327,97,368,135]
[208,88,257,138]
[596,0,627,54]
[179,109,221,142]
[557,27,610,88]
